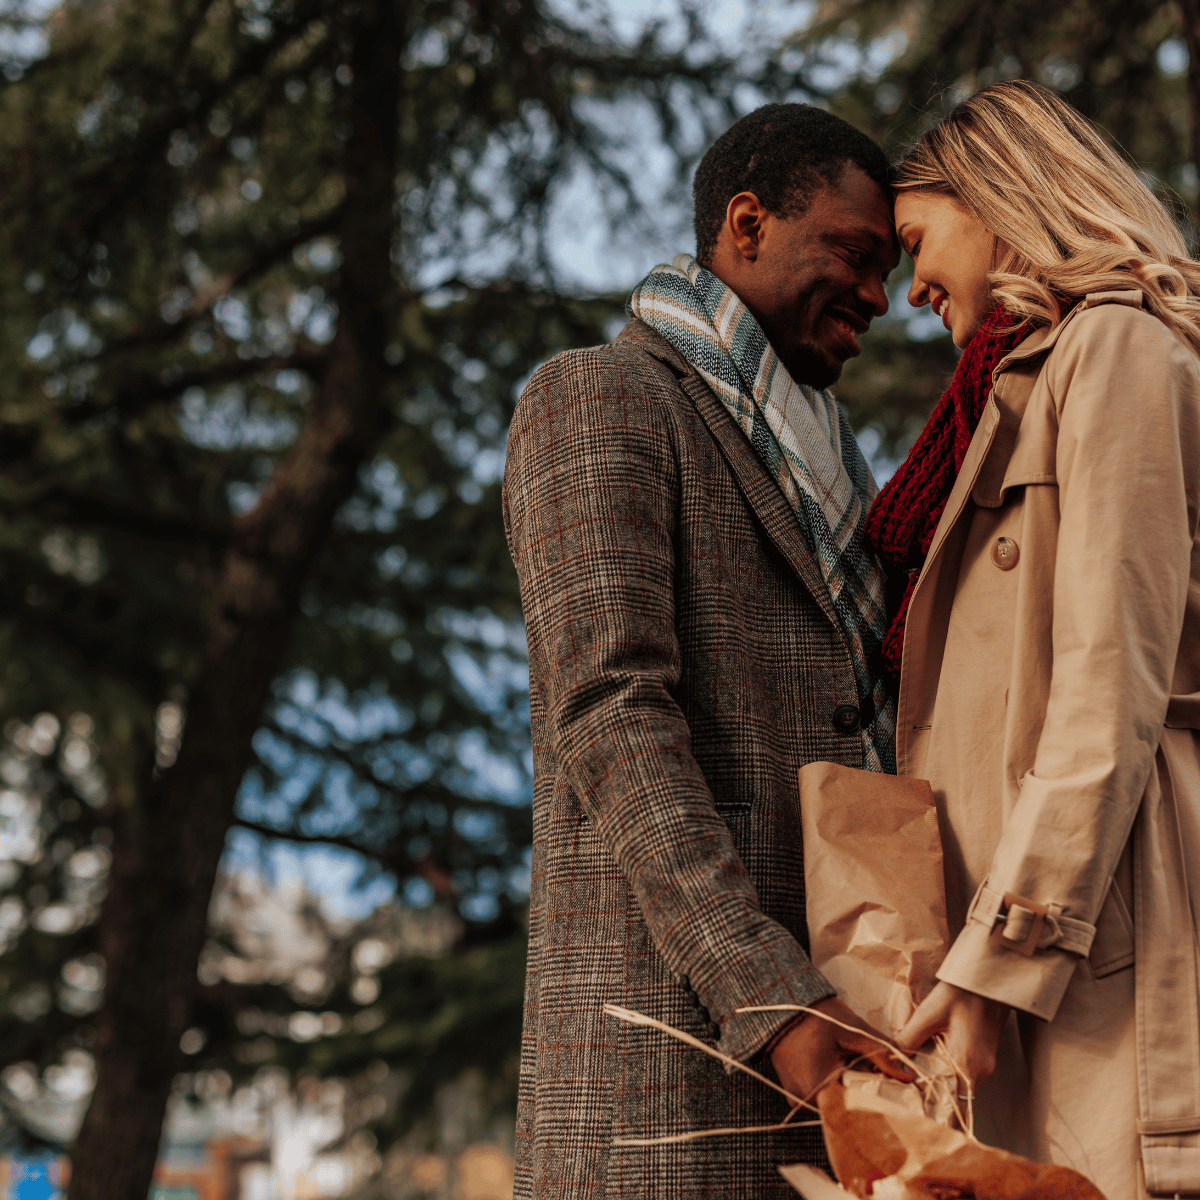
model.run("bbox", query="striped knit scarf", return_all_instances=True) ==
[628,253,896,773]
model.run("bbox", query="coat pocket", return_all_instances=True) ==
[1088,875,1135,978]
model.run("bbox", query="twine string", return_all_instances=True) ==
[735,1004,976,1139]
[602,1002,813,1112]
[604,1000,977,1150]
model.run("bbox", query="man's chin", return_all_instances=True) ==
[786,344,844,390]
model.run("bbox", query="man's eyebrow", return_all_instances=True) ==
[823,225,896,254]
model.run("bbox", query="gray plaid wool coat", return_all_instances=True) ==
[502,318,873,1199]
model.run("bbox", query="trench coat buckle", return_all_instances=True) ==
[991,891,1049,957]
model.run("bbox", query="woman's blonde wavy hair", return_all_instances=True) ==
[893,78,1200,357]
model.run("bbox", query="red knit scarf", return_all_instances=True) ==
[865,306,1028,679]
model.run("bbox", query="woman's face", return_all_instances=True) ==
[894,191,998,347]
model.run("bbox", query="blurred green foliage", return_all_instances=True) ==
[0,0,756,1175]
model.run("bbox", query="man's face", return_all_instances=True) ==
[713,165,898,389]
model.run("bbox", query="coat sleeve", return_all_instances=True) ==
[937,303,1200,1019]
[503,345,835,1062]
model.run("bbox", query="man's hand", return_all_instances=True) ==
[770,996,913,1104]
[896,980,1008,1089]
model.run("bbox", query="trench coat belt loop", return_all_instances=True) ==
[967,884,1096,957]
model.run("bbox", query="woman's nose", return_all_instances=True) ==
[907,273,929,309]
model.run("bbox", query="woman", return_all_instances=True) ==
[866,80,1200,1198]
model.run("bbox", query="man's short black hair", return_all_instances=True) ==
[693,103,890,265]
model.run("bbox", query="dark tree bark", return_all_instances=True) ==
[1178,0,1200,229]
[65,4,403,1196]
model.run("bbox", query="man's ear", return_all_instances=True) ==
[725,192,768,262]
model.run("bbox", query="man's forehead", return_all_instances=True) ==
[810,168,898,256]
[821,211,900,264]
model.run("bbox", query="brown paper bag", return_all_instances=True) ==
[798,761,949,1036]
[784,764,1107,1199]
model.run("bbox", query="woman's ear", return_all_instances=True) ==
[990,235,1010,271]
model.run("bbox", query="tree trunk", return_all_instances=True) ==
[1178,0,1200,235]
[66,4,402,1196]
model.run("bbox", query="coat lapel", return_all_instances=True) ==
[897,341,1050,775]
[897,400,1001,774]
[678,373,841,632]
[617,318,841,631]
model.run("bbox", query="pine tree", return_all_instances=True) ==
[0,0,750,1195]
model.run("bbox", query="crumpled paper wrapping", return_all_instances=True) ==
[778,1078,1103,1199]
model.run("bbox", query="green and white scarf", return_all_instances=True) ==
[628,253,896,773]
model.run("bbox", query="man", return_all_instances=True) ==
[502,104,902,1198]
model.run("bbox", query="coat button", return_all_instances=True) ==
[832,704,860,733]
[991,536,1020,570]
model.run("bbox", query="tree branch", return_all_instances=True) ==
[262,715,470,807]
[96,209,344,363]
[62,346,328,425]
[231,818,456,899]
[61,0,331,243]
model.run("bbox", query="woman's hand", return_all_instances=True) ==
[897,981,1009,1089]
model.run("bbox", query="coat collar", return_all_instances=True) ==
[940,291,1149,537]
[616,316,692,374]
[990,290,1145,377]
[616,317,841,632]
[918,401,1003,595]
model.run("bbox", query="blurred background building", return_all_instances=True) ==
[0,0,1195,1195]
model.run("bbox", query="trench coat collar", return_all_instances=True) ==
[988,290,1146,378]
[917,393,1006,583]
[918,293,1143,571]
[616,318,842,633]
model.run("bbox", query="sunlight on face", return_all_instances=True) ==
[894,191,998,348]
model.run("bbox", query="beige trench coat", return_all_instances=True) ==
[898,291,1200,1198]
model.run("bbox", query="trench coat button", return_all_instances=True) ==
[832,704,860,733]
[706,1021,721,1039]
[991,536,1020,570]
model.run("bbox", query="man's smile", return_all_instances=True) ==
[821,303,870,356]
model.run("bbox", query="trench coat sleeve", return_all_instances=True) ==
[503,346,836,1062]
[937,305,1200,1019]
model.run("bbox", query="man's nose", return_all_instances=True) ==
[857,273,889,318]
